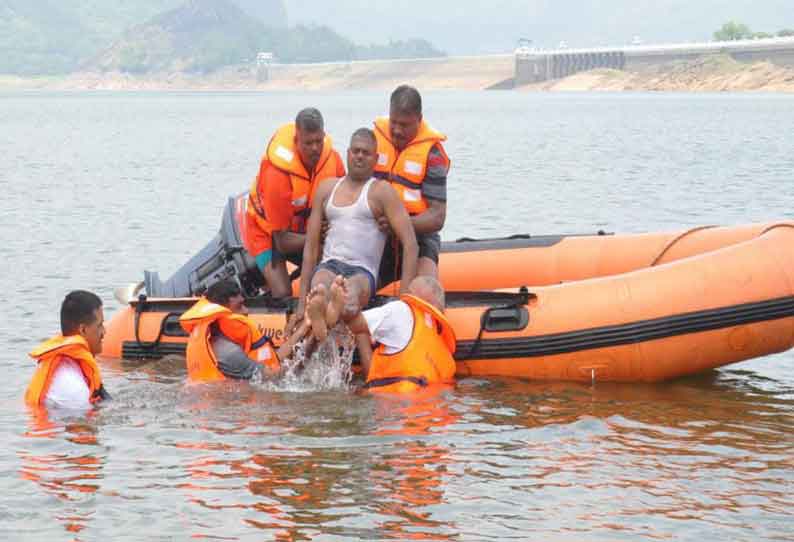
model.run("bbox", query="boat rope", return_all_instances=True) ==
[759,222,794,236]
[649,225,717,267]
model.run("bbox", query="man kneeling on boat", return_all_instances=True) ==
[26,290,111,409]
[180,280,309,383]
[333,275,457,393]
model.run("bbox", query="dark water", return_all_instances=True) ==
[1,91,793,540]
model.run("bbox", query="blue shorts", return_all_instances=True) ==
[316,259,376,299]
[253,246,303,272]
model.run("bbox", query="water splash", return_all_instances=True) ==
[254,324,356,392]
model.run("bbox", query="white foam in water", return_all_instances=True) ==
[253,324,356,392]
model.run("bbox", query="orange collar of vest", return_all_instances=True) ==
[29,334,93,361]
[266,122,334,179]
[179,297,260,350]
[180,298,230,329]
[374,117,447,149]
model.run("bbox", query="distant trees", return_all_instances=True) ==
[354,39,444,61]
[713,21,794,42]
[713,21,751,41]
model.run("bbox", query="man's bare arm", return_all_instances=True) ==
[295,182,333,316]
[411,198,446,234]
[344,312,373,379]
[378,183,418,293]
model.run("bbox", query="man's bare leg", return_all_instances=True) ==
[306,284,329,342]
[326,275,347,329]
[305,268,336,341]
[341,274,372,321]
[263,259,292,298]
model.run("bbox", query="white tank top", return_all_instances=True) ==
[322,178,386,279]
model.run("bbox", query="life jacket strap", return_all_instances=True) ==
[363,375,428,390]
[251,335,273,350]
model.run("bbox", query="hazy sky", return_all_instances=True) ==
[284,0,792,54]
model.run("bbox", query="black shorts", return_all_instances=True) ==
[378,232,441,288]
[316,259,377,300]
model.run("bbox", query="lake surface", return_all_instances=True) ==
[1,90,793,541]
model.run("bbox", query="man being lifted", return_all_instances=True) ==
[292,128,418,340]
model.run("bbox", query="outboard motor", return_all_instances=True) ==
[143,193,263,298]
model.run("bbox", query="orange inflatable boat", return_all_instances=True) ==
[103,221,794,382]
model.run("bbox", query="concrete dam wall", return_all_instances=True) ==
[515,37,794,85]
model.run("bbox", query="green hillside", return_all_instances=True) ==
[0,0,286,74]
[89,0,443,73]
[0,0,442,75]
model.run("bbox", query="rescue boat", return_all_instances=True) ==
[103,221,794,383]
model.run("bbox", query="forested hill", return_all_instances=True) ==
[89,0,278,73]
[0,0,442,75]
[0,0,286,74]
[0,0,184,74]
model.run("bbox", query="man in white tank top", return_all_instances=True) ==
[292,128,418,341]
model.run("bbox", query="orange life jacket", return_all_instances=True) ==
[179,297,280,382]
[25,335,105,406]
[364,295,457,393]
[373,117,449,215]
[245,122,343,251]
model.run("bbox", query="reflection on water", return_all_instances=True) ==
[18,408,105,538]
[16,366,791,540]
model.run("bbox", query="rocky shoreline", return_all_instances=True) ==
[520,55,794,92]
[3,54,793,92]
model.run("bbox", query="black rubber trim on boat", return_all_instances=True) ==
[122,295,794,362]
[455,295,794,361]
[123,341,187,359]
[441,231,611,253]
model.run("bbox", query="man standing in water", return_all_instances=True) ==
[293,127,418,341]
[26,290,111,408]
[180,279,311,382]
[373,85,450,287]
[243,108,346,298]
[336,274,456,393]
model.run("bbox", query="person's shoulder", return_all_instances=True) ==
[314,176,340,205]
[371,178,396,197]
[317,176,340,196]
[391,299,414,323]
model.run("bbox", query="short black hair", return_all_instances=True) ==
[390,85,422,116]
[206,279,242,307]
[295,107,324,133]
[60,290,102,335]
[350,127,377,149]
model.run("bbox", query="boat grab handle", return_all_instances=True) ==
[133,294,183,354]
[482,306,530,332]
[459,287,534,360]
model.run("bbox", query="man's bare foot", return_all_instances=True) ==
[326,275,347,328]
[306,284,328,342]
